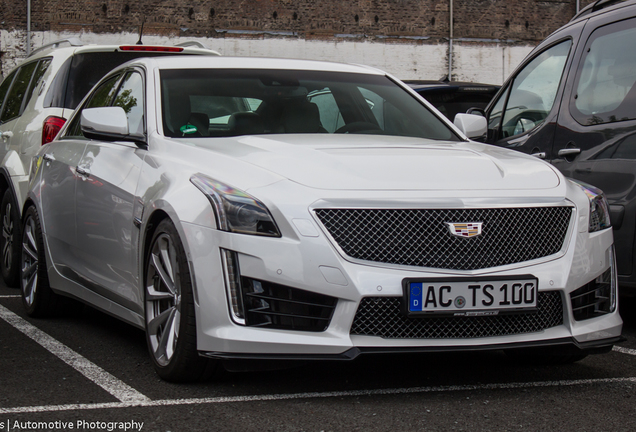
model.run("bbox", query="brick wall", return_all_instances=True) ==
[2,0,595,41]
[0,0,597,83]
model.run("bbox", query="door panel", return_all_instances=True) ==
[39,140,87,271]
[74,142,143,310]
[72,70,145,310]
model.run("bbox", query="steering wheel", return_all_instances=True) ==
[335,121,382,134]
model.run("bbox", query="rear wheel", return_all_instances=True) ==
[144,219,216,382]
[21,205,58,317]
[1,189,21,287]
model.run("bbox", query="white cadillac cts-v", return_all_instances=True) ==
[21,56,622,382]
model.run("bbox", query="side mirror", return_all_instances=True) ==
[81,107,129,139]
[454,113,487,140]
[466,107,486,117]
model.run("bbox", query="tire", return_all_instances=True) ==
[504,347,588,365]
[144,218,217,382]
[1,189,21,287]
[21,205,58,317]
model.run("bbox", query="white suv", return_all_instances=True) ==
[0,38,219,287]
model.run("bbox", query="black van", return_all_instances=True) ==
[476,0,636,291]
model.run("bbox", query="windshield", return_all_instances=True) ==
[160,69,460,141]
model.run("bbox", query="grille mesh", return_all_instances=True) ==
[315,207,572,270]
[350,292,563,339]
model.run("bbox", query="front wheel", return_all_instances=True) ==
[21,205,58,317]
[144,218,216,382]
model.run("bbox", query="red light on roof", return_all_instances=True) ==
[119,46,184,52]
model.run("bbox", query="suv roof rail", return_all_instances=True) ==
[174,41,207,49]
[28,38,84,58]
[571,0,628,21]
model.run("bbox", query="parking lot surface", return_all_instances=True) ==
[1,282,636,431]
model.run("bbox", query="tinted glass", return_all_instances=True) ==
[113,72,144,135]
[63,52,196,110]
[160,69,459,141]
[0,70,18,121]
[22,59,52,111]
[500,40,571,138]
[417,89,497,120]
[572,17,636,125]
[0,61,38,122]
[65,74,122,138]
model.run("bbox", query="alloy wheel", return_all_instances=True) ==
[21,215,39,307]
[145,233,182,367]
[2,201,13,272]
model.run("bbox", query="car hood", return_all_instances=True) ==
[192,134,561,191]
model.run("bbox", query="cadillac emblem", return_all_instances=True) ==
[446,222,483,238]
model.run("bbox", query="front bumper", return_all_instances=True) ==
[181,210,622,357]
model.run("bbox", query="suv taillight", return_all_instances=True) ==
[42,116,66,145]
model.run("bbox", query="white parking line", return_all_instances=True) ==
[613,345,636,356]
[0,304,150,404]
[0,376,635,414]
[0,295,21,298]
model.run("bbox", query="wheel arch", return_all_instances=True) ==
[140,207,201,307]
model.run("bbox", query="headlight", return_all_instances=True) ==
[570,178,611,232]
[190,174,281,237]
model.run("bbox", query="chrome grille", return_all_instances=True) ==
[315,207,572,270]
[350,292,563,339]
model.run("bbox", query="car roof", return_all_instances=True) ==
[570,0,636,22]
[26,38,220,61]
[128,56,387,75]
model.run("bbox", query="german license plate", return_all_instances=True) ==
[403,276,538,317]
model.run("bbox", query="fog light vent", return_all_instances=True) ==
[241,277,337,332]
[570,249,617,321]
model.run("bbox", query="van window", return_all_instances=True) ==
[572,17,636,125]
[498,40,571,139]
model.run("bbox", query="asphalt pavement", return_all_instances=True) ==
[1,281,636,432]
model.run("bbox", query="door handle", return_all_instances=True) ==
[76,166,91,177]
[1,131,13,142]
[558,148,581,157]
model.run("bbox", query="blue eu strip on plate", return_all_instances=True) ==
[410,282,423,312]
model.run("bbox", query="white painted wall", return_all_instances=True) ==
[1,30,535,85]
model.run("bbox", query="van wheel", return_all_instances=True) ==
[1,189,21,287]
[144,218,216,382]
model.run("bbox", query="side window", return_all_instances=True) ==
[113,72,144,135]
[0,61,38,123]
[22,59,51,111]
[487,86,509,133]
[65,74,122,138]
[572,18,636,125]
[0,70,18,120]
[87,74,122,109]
[498,40,571,139]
